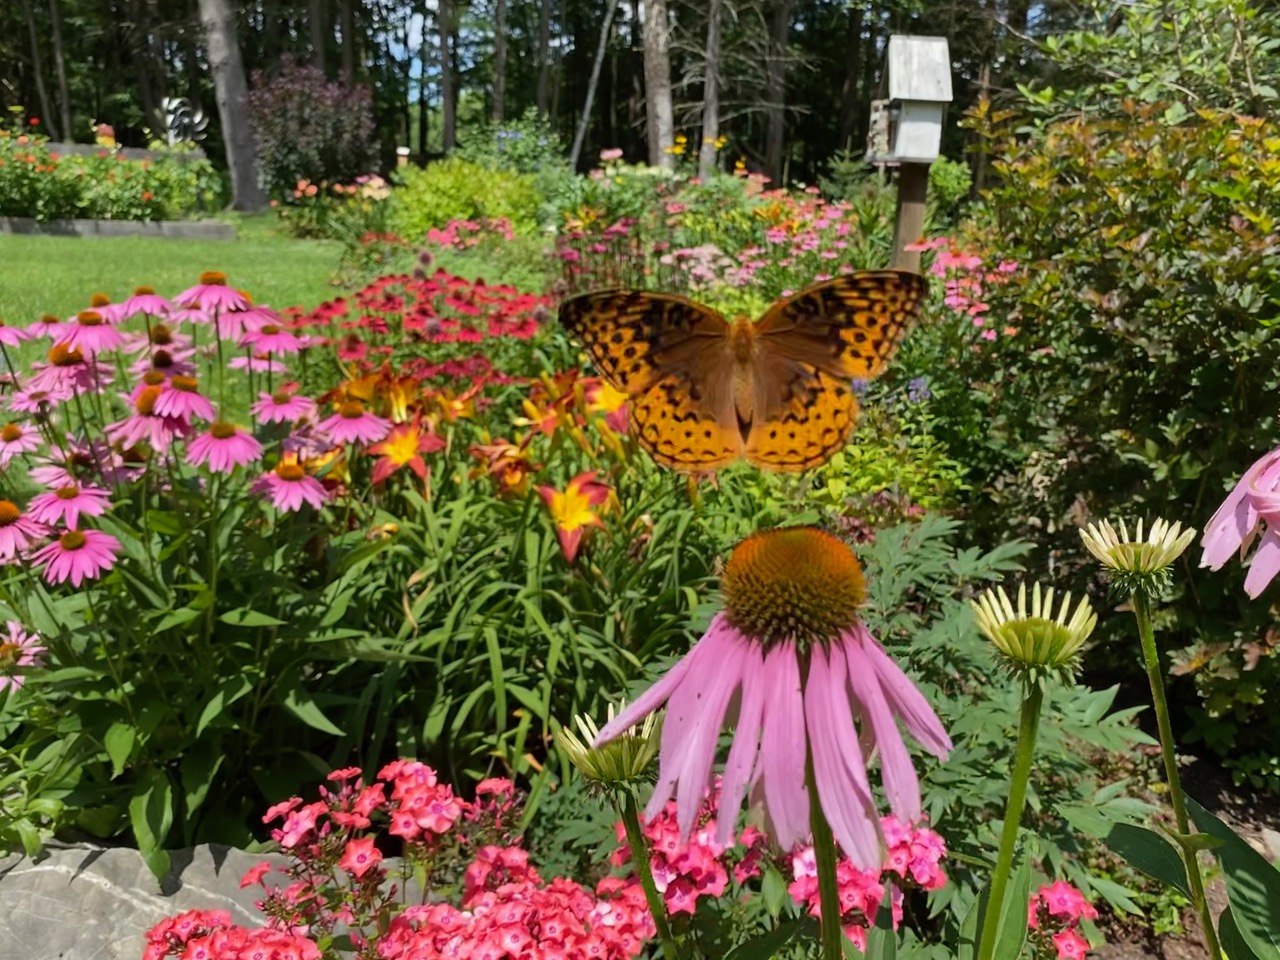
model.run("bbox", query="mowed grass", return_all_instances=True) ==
[0,214,342,325]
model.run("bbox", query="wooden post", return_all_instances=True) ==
[891,161,929,271]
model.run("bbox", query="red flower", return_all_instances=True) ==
[367,413,445,484]
[338,836,383,879]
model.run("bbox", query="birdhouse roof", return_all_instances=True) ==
[886,35,953,103]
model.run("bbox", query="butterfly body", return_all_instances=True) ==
[559,271,926,472]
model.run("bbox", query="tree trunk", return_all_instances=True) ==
[198,0,268,210]
[492,0,507,122]
[418,4,430,157]
[535,0,552,116]
[439,0,455,149]
[48,0,72,142]
[641,0,674,168]
[20,0,58,141]
[340,0,356,81]
[568,0,618,169]
[836,4,863,153]
[764,0,793,185]
[309,0,326,72]
[697,0,723,179]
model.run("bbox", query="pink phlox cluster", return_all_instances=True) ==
[142,909,321,960]
[425,218,517,251]
[908,237,1020,343]
[1027,881,1099,960]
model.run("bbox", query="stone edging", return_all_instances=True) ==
[0,217,238,241]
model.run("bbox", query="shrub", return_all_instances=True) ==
[388,157,543,241]
[246,57,376,198]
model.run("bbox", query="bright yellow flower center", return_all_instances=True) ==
[0,501,20,526]
[547,483,602,534]
[722,526,865,647]
[380,427,421,465]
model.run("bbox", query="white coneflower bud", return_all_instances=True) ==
[971,582,1097,684]
[555,701,658,788]
[1080,518,1195,597]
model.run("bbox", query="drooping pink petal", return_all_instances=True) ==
[845,635,921,823]
[758,641,809,851]
[671,640,743,837]
[859,631,952,758]
[806,643,881,869]
[1244,526,1280,599]
[593,621,706,745]
[1201,447,1280,570]
[716,642,766,846]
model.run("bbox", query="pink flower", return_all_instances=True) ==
[1052,929,1091,960]
[239,862,271,888]
[56,311,124,356]
[599,147,624,162]
[0,620,44,693]
[7,387,70,414]
[28,482,111,530]
[0,423,41,466]
[316,401,390,446]
[1040,880,1096,920]
[27,313,67,340]
[0,501,47,563]
[106,387,191,453]
[1201,445,1280,597]
[152,376,216,422]
[0,321,30,348]
[120,286,174,319]
[239,324,302,355]
[185,423,264,474]
[32,528,121,586]
[174,272,249,312]
[252,385,317,424]
[338,837,383,879]
[595,527,951,869]
[228,353,288,374]
[253,458,329,512]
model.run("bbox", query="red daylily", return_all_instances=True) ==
[539,471,611,563]
[367,414,445,484]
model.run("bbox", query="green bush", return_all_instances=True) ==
[388,157,544,240]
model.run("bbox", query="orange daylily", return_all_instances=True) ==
[368,414,445,484]
[470,437,538,498]
[539,471,611,563]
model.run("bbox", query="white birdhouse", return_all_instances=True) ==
[865,35,953,165]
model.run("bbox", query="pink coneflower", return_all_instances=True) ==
[239,323,302,355]
[0,423,41,466]
[252,384,317,424]
[594,526,951,869]
[0,500,47,563]
[122,321,193,357]
[27,344,114,394]
[174,271,249,312]
[226,302,281,337]
[85,292,127,323]
[106,386,190,453]
[0,620,45,693]
[283,424,337,461]
[120,285,174,320]
[1201,444,1280,597]
[8,386,71,414]
[252,457,329,512]
[56,310,125,356]
[186,422,264,474]
[129,346,198,379]
[0,320,31,348]
[228,353,287,374]
[317,401,390,446]
[29,481,112,530]
[152,375,216,422]
[26,313,66,339]
[32,528,121,586]
[168,307,209,326]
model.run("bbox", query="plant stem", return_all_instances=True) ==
[1132,592,1222,960]
[620,791,681,960]
[977,681,1044,960]
[806,749,847,960]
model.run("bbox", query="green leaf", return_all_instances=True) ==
[196,676,253,737]
[1187,796,1280,960]
[956,891,985,960]
[760,862,789,916]
[103,721,135,778]
[993,855,1032,960]
[1222,906,1262,960]
[152,606,203,634]
[1104,823,1191,898]
[723,918,817,960]
[283,688,345,735]
[220,608,286,628]
[128,768,173,880]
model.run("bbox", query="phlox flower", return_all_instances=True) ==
[252,384,317,424]
[0,423,41,466]
[0,500,47,563]
[152,376,216,422]
[28,482,111,530]
[120,285,173,319]
[253,457,329,512]
[595,526,951,870]
[316,401,390,446]
[1052,929,1091,960]
[539,471,610,563]
[338,836,383,879]
[0,620,45,693]
[186,423,264,474]
[1201,445,1280,597]
[367,414,445,484]
[32,528,121,586]
[174,271,249,312]
[56,310,124,355]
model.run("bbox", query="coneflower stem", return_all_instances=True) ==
[806,750,847,960]
[1132,592,1222,960]
[620,791,681,960]
[977,681,1043,960]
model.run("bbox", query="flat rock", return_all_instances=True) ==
[0,843,284,960]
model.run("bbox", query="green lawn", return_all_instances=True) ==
[0,214,342,323]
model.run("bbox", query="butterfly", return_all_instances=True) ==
[559,270,926,472]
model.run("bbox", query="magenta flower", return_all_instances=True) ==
[120,285,174,320]
[26,344,114,394]
[129,347,197,379]
[595,527,951,869]
[0,321,31,348]
[1201,445,1280,597]
[239,323,301,355]
[186,422,264,474]
[106,384,190,453]
[32,528,121,586]
[152,376,216,422]
[8,386,71,414]
[0,423,41,466]
[252,384,317,424]
[29,482,112,530]
[0,500,47,563]
[317,401,391,446]
[228,353,287,374]
[0,620,45,693]
[56,311,124,356]
[253,458,329,512]
[26,313,67,340]
[174,272,249,312]
[122,322,193,357]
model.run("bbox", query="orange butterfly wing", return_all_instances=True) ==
[744,372,860,471]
